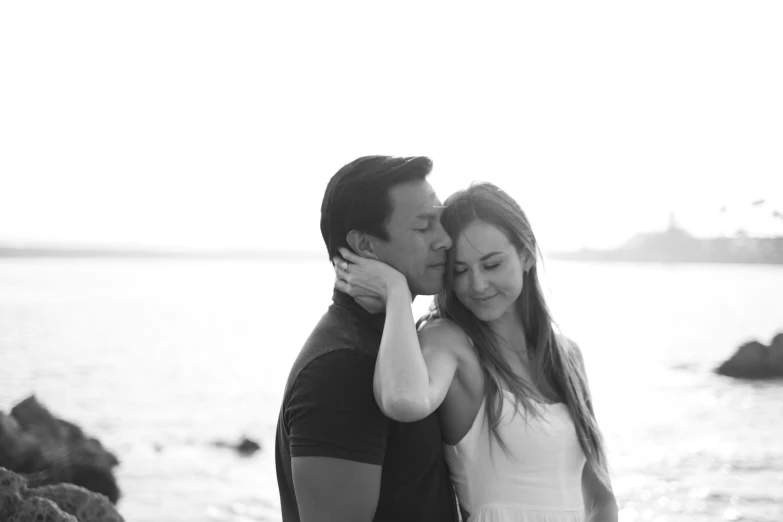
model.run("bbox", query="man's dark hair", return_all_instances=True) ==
[320,155,433,261]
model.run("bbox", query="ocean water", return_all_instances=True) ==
[0,258,781,522]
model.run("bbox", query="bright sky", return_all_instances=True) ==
[1,2,781,252]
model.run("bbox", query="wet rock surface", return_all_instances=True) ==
[0,395,121,504]
[1,466,124,522]
[715,333,783,379]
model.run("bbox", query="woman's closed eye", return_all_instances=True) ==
[453,262,500,277]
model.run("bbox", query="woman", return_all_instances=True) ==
[334,182,617,522]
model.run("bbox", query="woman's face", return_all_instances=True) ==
[451,220,529,323]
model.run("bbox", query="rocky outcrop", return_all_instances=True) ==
[210,436,262,456]
[27,482,124,522]
[1,466,124,522]
[715,333,783,379]
[0,395,121,504]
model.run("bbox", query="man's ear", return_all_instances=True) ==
[346,230,380,260]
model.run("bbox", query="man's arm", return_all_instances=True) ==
[293,457,381,522]
[286,350,390,521]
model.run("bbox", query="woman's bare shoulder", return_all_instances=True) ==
[419,317,469,339]
[555,333,585,368]
[418,319,475,358]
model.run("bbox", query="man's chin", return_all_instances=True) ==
[410,280,444,297]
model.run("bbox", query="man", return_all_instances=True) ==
[275,156,456,521]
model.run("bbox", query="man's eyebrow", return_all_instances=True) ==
[455,252,503,264]
[415,207,444,220]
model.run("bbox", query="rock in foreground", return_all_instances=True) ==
[0,395,121,503]
[715,333,783,379]
[0,466,124,522]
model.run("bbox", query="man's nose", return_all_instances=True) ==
[432,222,452,251]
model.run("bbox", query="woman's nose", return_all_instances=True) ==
[470,271,488,293]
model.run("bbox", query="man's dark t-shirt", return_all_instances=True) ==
[275,290,458,522]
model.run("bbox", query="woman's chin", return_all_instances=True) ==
[469,306,503,323]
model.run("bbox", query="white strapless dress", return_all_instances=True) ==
[444,390,586,522]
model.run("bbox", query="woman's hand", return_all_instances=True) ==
[333,247,408,305]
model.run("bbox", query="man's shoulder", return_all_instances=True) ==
[301,304,377,358]
[283,306,377,395]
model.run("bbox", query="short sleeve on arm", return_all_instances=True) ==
[285,350,390,465]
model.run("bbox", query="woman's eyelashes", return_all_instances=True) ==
[453,262,501,277]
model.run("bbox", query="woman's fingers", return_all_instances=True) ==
[332,256,349,271]
[335,274,370,298]
[334,277,350,294]
[338,248,361,263]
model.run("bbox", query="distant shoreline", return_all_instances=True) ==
[547,227,783,266]
[0,246,324,260]
[547,251,783,266]
[4,223,783,266]
[3,247,782,266]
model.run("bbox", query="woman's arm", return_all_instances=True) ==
[372,284,460,422]
[334,248,463,422]
[582,462,618,522]
[568,338,618,522]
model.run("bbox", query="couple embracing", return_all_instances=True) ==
[275,156,618,522]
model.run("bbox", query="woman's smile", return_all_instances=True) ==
[472,293,498,304]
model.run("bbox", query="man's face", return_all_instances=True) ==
[371,179,452,296]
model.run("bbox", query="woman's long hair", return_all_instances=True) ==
[435,182,610,484]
